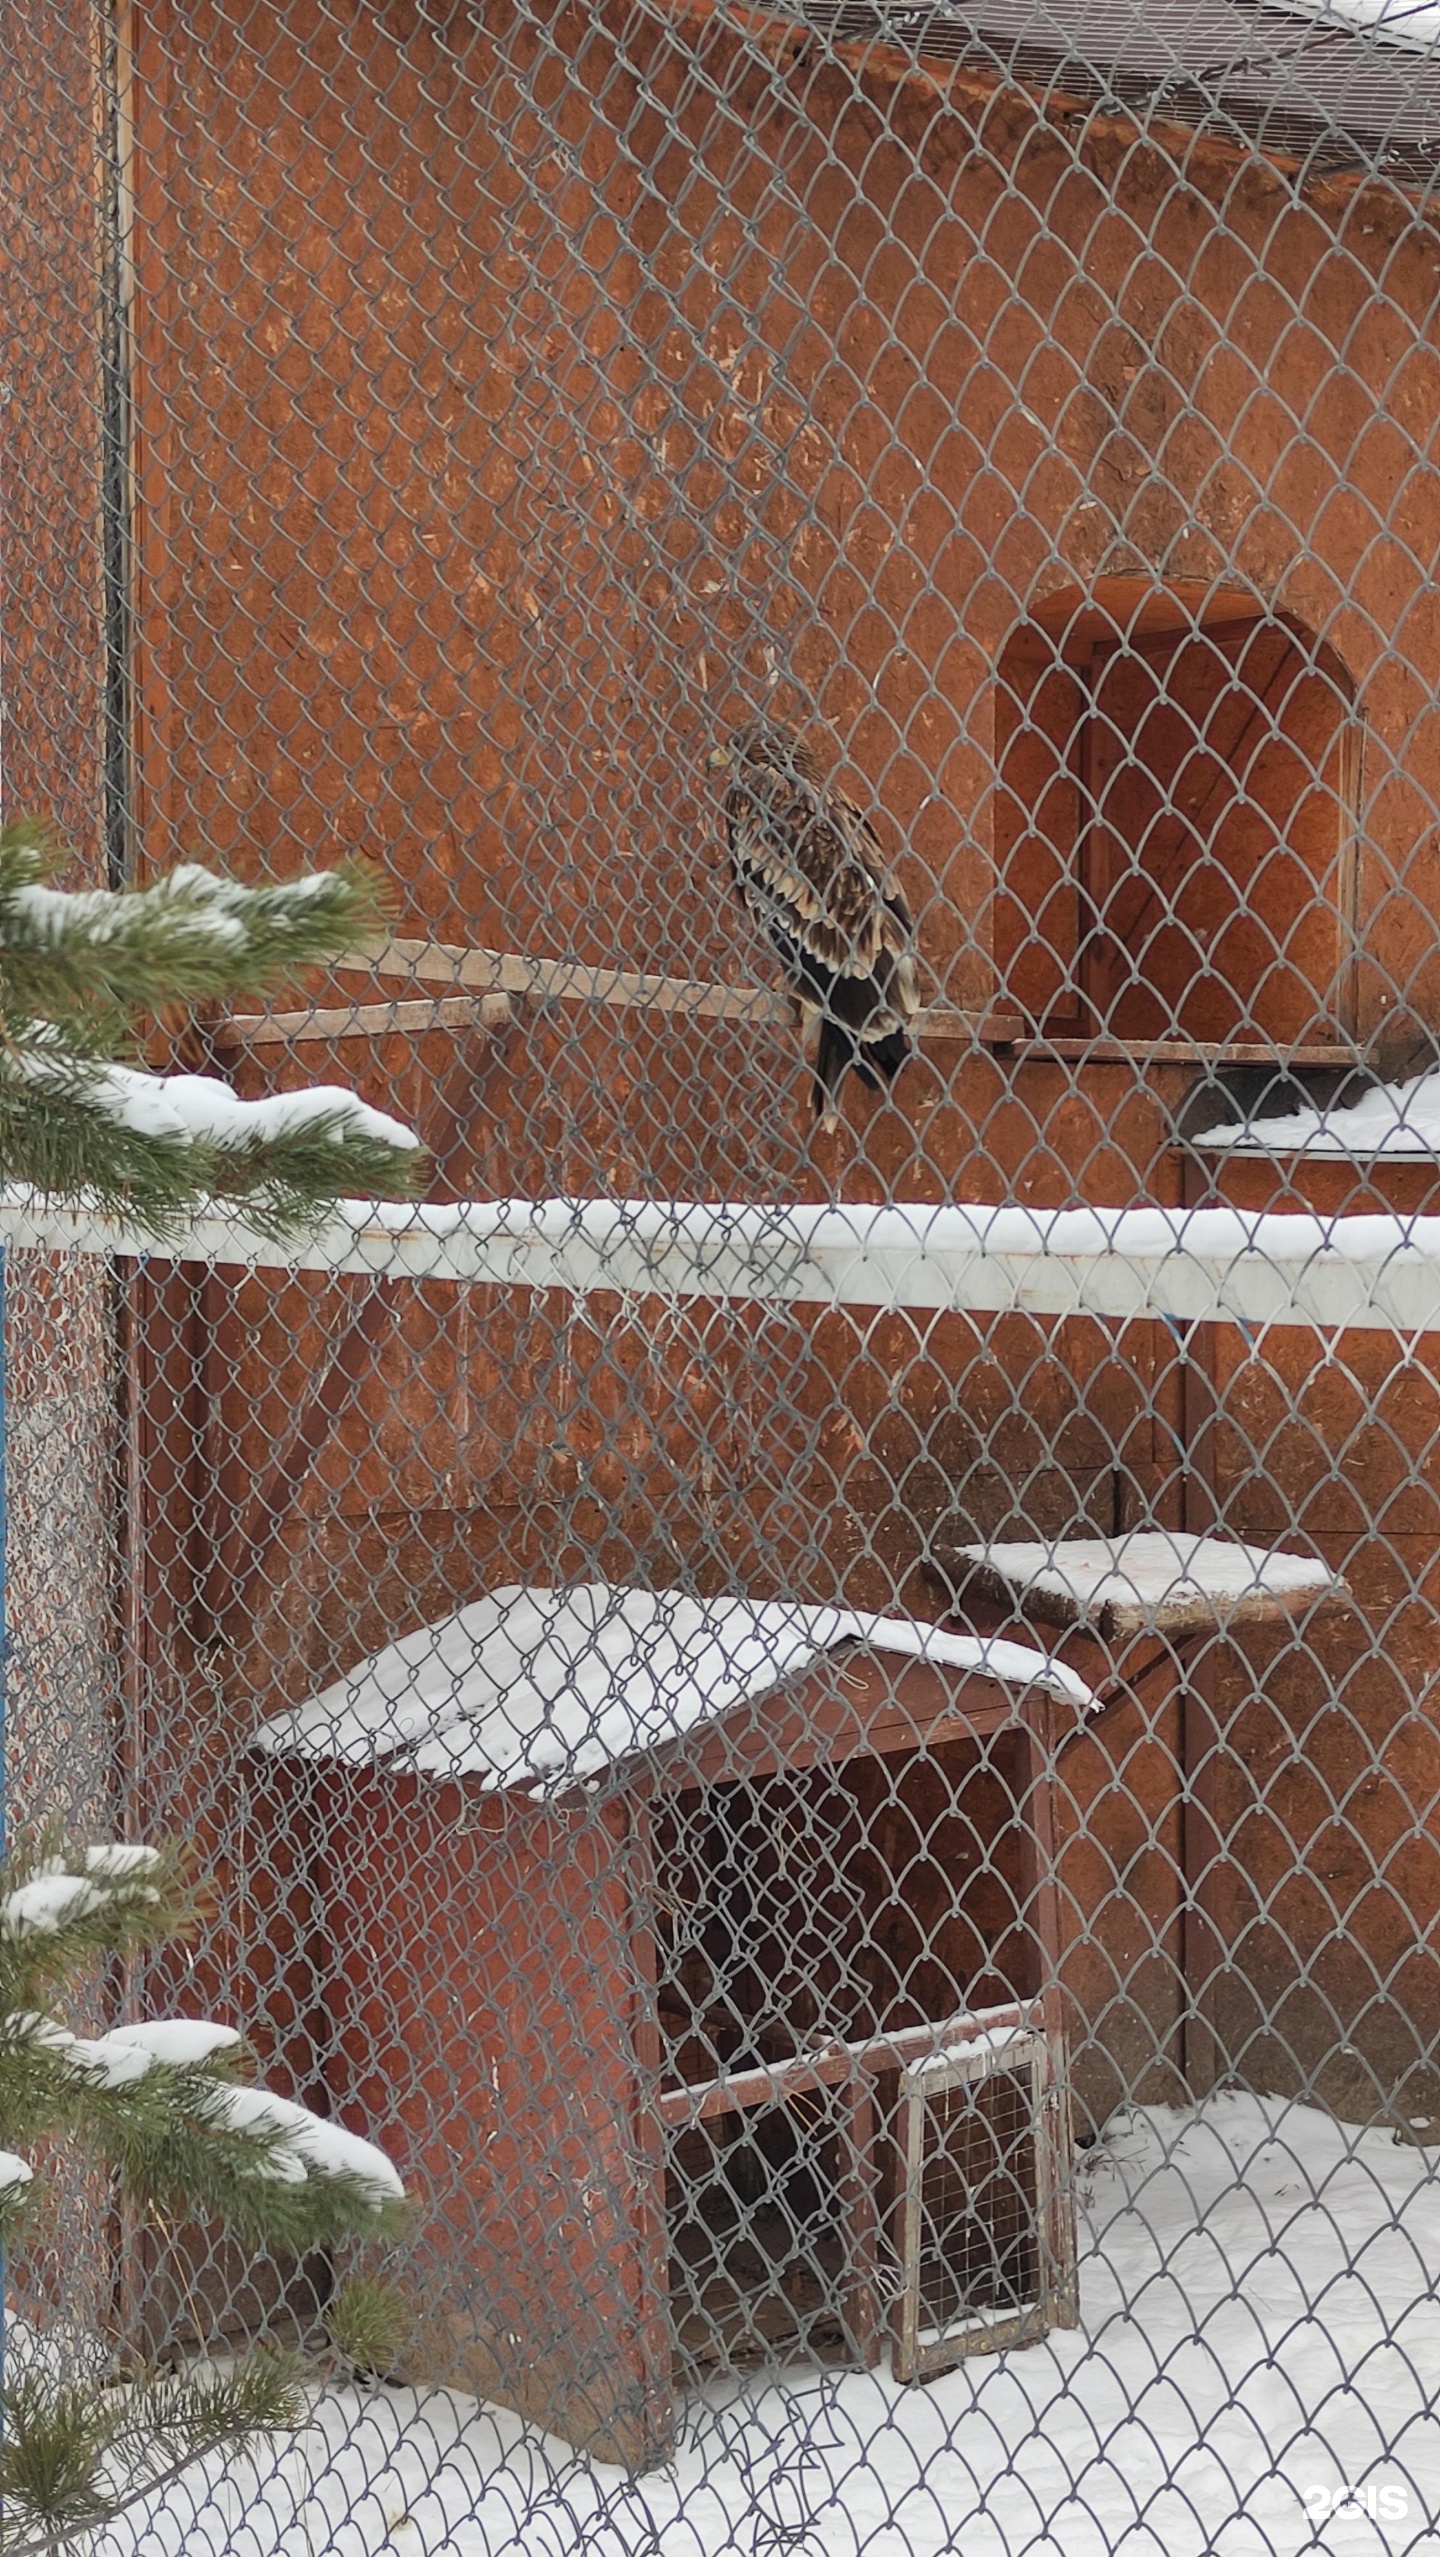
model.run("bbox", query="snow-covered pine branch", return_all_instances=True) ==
[0,1836,407,2546]
[0,827,389,1029]
[0,1839,405,2250]
[0,823,425,1234]
[2,1051,422,1241]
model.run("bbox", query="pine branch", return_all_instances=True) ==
[0,1069,424,1241]
[0,2372,129,2546]
[0,823,427,1233]
[99,2076,409,2251]
[0,1835,408,2553]
[323,2272,411,2379]
[0,2355,308,2553]
[0,1839,194,2030]
[0,825,391,1037]
[0,1837,405,2245]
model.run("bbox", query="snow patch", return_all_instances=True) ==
[83,1842,164,1878]
[66,2033,157,2089]
[1263,0,1440,56]
[85,2092,1440,2557]
[1,1874,107,1933]
[211,2084,404,2202]
[253,1583,1094,1790]
[908,2025,1031,2071]
[106,2020,242,2067]
[9,1053,420,1157]
[1202,1064,1440,1159]
[960,1530,1333,1617]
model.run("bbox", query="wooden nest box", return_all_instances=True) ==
[253,1587,1098,2465]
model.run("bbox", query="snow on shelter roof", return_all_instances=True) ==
[251,1584,1093,1794]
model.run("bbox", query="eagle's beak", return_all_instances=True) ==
[705,745,732,772]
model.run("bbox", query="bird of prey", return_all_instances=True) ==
[708,720,921,1128]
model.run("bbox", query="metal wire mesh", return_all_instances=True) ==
[7,0,1440,2545]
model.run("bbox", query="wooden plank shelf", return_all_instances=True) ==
[1016,1037,1358,1068]
[925,1532,1349,1644]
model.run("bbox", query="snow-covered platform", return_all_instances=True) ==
[1200,1062,1440,1158]
[928,1531,1347,1643]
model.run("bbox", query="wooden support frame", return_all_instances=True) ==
[656,2001,1075,2384]
[656,2002,1037,2131]
[1178,1157,1227,2100]
[214,992,514,1049]
[634,1647,1089,1805]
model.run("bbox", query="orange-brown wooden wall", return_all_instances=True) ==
[118,0,1440,2144]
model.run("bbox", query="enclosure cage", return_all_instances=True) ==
[7,0,1440,2551]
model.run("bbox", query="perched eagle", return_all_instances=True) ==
[709,720,921,1127]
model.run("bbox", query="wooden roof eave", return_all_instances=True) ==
[529,1638,1088,1815]
[642,0,1440,207]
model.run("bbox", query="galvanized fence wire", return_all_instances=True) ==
[8,0,1440,2548]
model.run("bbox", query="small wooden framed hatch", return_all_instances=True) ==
[992,580,1359,1053]
[891,2023,1069,2380]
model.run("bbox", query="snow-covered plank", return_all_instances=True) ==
[10,1189,1440,1330]
[933,1532,1345,1641]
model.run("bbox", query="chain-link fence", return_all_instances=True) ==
[9,0,1440,2547]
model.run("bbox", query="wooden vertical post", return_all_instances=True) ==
[1179,1153,1226,2098]
[620,1799,680,2462]
[1018,1689,1079,2324]
[837,2075,882,2368]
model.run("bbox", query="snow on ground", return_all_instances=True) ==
[91,2092,1440,2557]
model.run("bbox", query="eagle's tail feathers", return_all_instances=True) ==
[813,1016,853,1124]
[812,1017,909,1121]
[865,1027,908,1081]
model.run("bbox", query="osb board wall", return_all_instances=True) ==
[116,0,1440,2119]
[131,0,1440,1072]
[2,0,107,859]
[131,1259,1401,2129]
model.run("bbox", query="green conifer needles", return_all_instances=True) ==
[0,827,425,1238]
[0,1837,407,2549]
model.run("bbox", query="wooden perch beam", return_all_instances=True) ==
[330,933,1023,1046]
[215,992,514,1048]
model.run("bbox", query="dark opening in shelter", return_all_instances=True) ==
[994,581,1356,1050]
[653,1729,1032,2379]
[254,1585,1092,2463]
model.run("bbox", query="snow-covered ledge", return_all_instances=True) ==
[10,1187,1440,1332]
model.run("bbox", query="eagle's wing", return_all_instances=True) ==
[726,758,919,1009]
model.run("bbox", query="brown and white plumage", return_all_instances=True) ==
[708,720,920,1126]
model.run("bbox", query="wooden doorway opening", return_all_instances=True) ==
[994,582,1358,1050]
[650,1729,1076,2384]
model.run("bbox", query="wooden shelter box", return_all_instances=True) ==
[253,1588,1093,2465]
